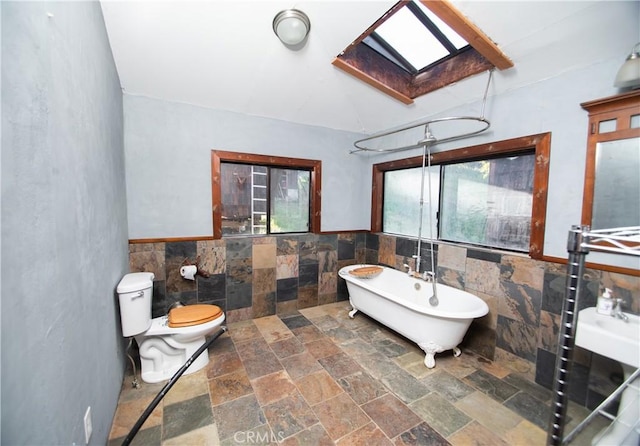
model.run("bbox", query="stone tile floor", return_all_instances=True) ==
[109,302,607,445]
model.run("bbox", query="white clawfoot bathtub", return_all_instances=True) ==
[339,264,489,368]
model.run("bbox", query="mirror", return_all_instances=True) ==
[591,137,640,230]
[581,91,640,234]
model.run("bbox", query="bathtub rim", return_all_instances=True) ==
[339,264,489,319]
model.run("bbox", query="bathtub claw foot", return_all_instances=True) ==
[418,341,443,369]
[453,347,462,357]
[424,353,436,368]
[348,304,358,319]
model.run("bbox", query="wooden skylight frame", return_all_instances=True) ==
[332,0,513,104]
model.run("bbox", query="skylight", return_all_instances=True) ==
[369,1,469,73]
[332,0,513,104]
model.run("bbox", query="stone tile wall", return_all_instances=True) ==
[129,233,367,323]
[129,231,639,411]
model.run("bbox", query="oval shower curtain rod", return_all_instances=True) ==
[351,69,494,154]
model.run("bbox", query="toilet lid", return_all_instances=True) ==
[168,304,223,328]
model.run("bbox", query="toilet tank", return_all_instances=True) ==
[117,272,155,337]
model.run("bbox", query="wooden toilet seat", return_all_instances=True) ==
[168,304,223,328]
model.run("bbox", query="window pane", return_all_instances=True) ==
[598,118,617,133]
[364,34,413,71]
[413,1,468,49]
[270,168,310,233]
[440,155,534,251]
[376,7,449,70]
[220,163,253,235]
[253,200,267,213]
[383,166,440,238]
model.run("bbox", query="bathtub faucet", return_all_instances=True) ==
[403,264,413,276]
[405,264,436,283]
[423,271,435,282]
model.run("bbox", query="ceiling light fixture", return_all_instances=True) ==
[614,43,640,89]
[273,9,310,47]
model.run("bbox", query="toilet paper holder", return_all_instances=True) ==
[180,265,197,281]
[180,256,210,280]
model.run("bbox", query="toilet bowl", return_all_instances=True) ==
[117,272,225,384]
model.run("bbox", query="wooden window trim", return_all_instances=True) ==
[332,55,414,105]
[371,133,551,259]
[211,150,321,239]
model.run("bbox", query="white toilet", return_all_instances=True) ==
[116,272,226,383]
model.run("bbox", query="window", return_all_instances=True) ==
[365,1,469,74]
[332,0,513,104]
[383,166,439,238]
[372,134,551,258]
[211,151,321,238]
[440,155,535,251]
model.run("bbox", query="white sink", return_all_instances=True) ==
[575,307,640,368]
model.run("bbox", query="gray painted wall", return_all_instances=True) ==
[122,1,639,270]
[124,94,371,238]
[2,2,129,444]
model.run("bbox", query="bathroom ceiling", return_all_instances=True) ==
[100,1,630,135]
